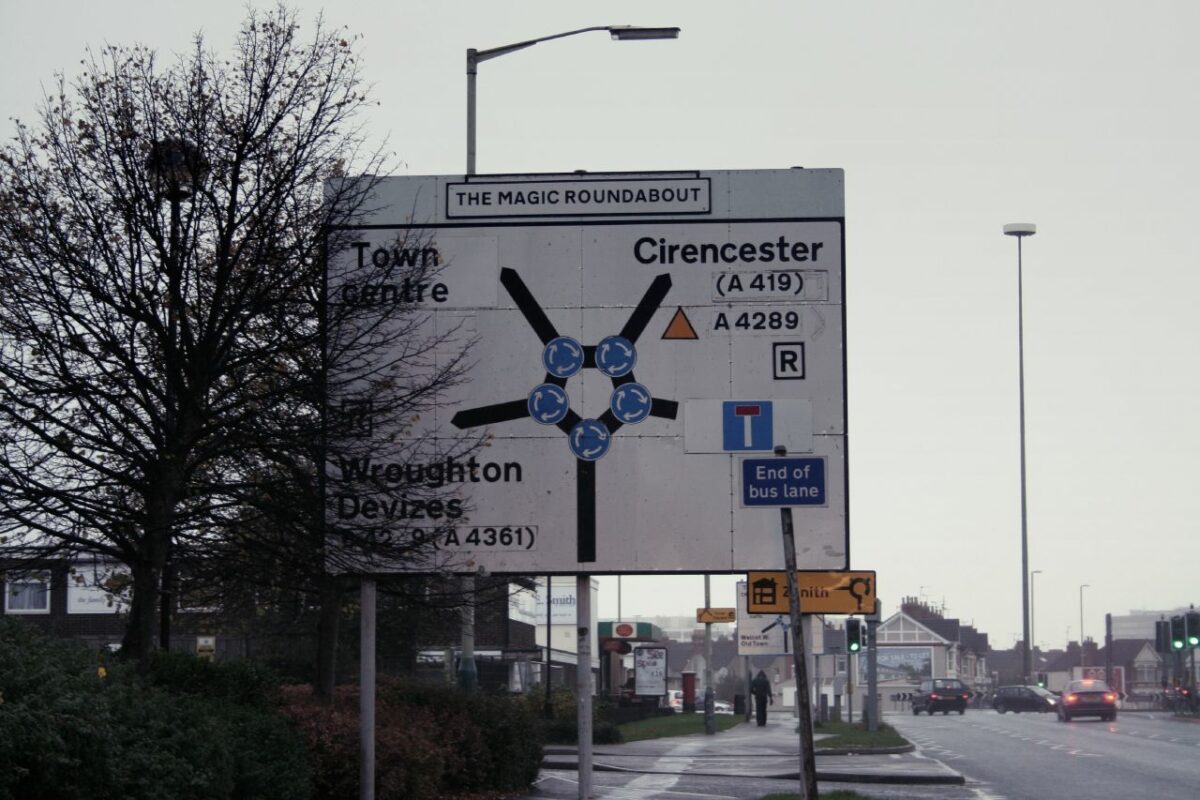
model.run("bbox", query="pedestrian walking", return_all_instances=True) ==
[751,670,773,726]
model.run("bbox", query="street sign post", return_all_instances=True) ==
[325,169,847,576]
[747,570,877,615]
[697,607,737,624]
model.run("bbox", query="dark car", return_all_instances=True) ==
[1057,679,1118,722]
[911,678,970,715]
[992,685,1058,714]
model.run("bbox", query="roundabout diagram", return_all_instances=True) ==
[451,267,678,561]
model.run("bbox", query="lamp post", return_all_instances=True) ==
[1030,569,1043,661]
[1003,222,1036,684]
[459,24,680,699]
[1079,584,1090,668]
[146,137,205,653]
[466,25,680,175]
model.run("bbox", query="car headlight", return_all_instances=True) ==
[1047,699,1056,705]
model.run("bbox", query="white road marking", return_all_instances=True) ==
[972,787,1007,800]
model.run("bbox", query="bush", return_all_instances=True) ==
[282,686,445,800]
[282,681,545,800]
[144,649,283,707]
[0,618,310,800]
[529,687,625,745]
[542,718,624,745]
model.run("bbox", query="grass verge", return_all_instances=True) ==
[617,712,743,742]
[812,719,908,750]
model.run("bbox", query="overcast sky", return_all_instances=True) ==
[3,1,1198,652]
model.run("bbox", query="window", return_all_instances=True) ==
[5,574,51,614]
[1135,664,1158,684]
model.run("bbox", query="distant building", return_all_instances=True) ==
[1110,608,1194,640]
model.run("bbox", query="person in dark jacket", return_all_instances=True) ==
[751,670,773,726]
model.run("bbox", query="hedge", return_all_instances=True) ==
[281,680,545,800]
[0,618,309,800]
[0,619,545,800]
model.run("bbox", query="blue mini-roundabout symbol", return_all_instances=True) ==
[569,419,611,461]
[610,382,652,425]
[596,335,636,377]
[543,336,584,378]
[450,269,680,563]
[528,384,570,425]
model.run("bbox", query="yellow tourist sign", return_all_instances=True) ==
[746,571,877,615]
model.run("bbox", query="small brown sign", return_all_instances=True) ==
[746,571,877,615]
[696,607,737,624]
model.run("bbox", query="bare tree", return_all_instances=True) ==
[0,6,470,666]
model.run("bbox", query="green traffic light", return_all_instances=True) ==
[1173,639,1185,650]
[1189,636,1200,647]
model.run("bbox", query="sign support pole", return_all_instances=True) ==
[777,447,818,800]
[359,578,376,800]
[867,600,880,732]
[576,574,593,799]
[544,575,554,718]
[704,575,716,734]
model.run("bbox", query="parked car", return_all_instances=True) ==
[912,678,971,715]
[714,700,734,714]
[1058,679,1118,722]
[992,685,1058,714]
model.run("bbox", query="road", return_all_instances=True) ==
[890,709,1200,800]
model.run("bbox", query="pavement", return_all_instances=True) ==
[540,711,964,785]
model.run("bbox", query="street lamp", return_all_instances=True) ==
[1079,584,1090,668]
[1030,569,1043,660]
[146,137,206,653]
[466,25,681,174]
[1004,222,1036,684]
[458,24,680,696]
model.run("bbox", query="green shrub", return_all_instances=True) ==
[542,717,623,745]
[0,618,310,800]
[282,681,545,799]
[145,649,282,707]
[528,687,625,745]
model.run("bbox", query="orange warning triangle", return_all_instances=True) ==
[662,307,698,340]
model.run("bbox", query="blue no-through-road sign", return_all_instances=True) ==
[723,401,774,450]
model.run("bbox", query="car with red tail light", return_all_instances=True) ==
[912,678,971,715]
[1057,679,1118,722]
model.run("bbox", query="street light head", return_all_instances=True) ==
[609,25,681,41]
[1003,222,1037,237]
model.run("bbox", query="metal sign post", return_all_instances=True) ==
[576,574,593,799]
[867,600,880,732]
[778,449,818,800]
[359,578,376,800]
[704,575,716,735]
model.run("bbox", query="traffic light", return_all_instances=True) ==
[1156,619,1172,654]
[846,618,863,653]
[1170,615,1186,651]
[1187,611,1200,649]
[1036,672,1048,688]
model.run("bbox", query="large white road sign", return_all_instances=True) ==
[326,170,846,574]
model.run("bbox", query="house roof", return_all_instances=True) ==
[878,611,956,644]
[1099,639,1158,666]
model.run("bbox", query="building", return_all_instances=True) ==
[868,598,992,712]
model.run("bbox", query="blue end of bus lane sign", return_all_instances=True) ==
[741,457,827,506]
